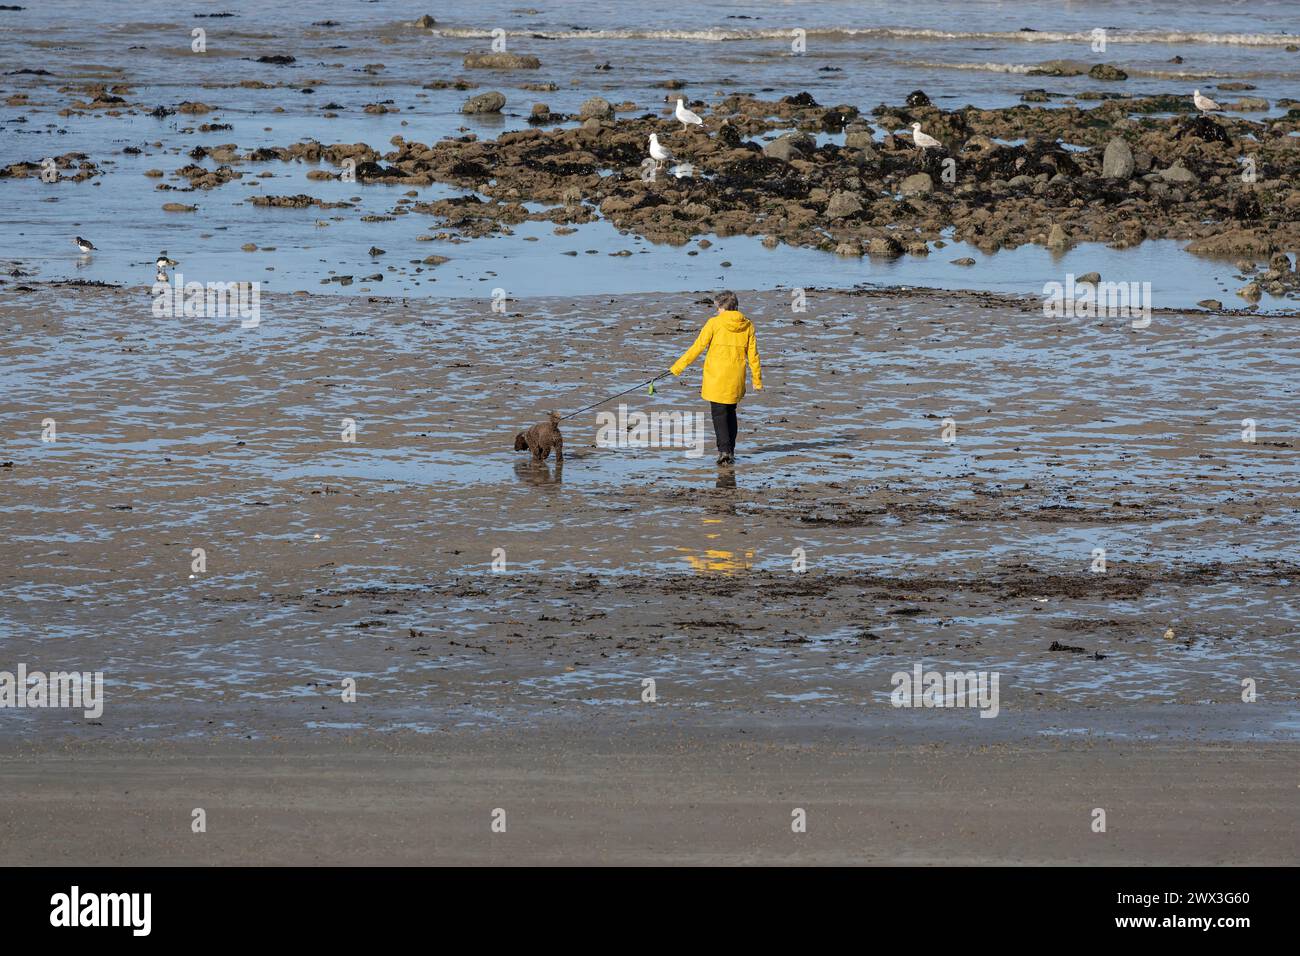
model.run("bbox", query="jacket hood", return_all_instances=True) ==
[715,309,751,333]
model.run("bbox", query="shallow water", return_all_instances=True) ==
[2,0,1298,307]
[2,4,1298,743]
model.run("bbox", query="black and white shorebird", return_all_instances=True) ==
[74,236,96,253]
[156,251,176,280]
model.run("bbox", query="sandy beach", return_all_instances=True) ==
[1,1,1298,871]
[1,733,1295,866]
[2,283,1297,863]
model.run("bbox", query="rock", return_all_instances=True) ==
[905,90,931,107]
[577,96,613,120]
[1102,137,1134,179]
[1197,299,1223,310]
[413,15,436,28]
[1186,229,1274,258]
[867,235,904,257]
[463,52,541,70]
[1226,97,1268,111]
[761,235,779,249]
[1237,281,1262,301]
[1088,63,1128,81]
[1047,223,1069,249]
[834,240,862,257]
[1158,163,1197,184]
[762,133,809,162]
[844,129,877,153]
[899,172,933,196]
[1029,59,1089,77]
[826,190,863,219]
[241,243,258,252]
[906,241,929,256]
[951,257,976,266]
[462,91,505,114]
[1077,271,1101,285]
[367,246,384,257]
[781,91,820,108]
[1268,252,1293,273]
[422,255,449,266]
[1175,115,1231,144]
[162,202,196,212]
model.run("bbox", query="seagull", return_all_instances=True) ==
[156,252,176,269]
[910,122,941,151]
[675,97,703,130]
[74,236,95,253]
[1192,89,1220,113]
[648,133,673,167]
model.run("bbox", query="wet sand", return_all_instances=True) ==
[2,283,1297,862]
[1,731,1296,866]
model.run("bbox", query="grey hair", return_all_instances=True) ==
[714,290,739,312]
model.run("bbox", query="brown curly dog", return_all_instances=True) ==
[514,411,564,462]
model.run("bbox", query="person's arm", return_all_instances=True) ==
[747,329,763,390]
[671,319,714,376]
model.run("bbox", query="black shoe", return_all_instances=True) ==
[716,453,728,465]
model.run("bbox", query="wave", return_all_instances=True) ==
[916,61,1237,80]
[432,26,1300,47]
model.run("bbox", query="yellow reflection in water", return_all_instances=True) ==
[677,521,754,573]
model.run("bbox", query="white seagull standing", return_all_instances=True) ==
[648,133,673,168]
[675,97,703,131]
[74,236,95,253]
[1192,89,1220,113]
[910,122,941,151]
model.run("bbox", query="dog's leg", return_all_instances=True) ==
[554,436,563,462]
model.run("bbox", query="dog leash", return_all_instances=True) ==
[557,371,674,423]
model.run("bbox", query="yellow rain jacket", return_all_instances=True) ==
[670,310,763,404]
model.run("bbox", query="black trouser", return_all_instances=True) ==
[709,401,738,456]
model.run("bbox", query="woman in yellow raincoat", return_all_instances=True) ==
[670,290,762,466]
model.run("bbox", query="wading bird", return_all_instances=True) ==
[1193,89,1220,113]
[675,97,703,130]
[910,122,941,151]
